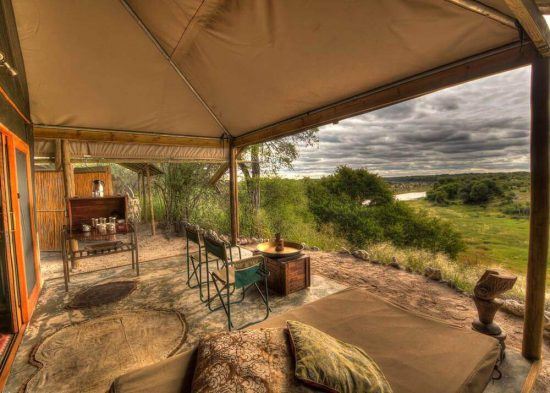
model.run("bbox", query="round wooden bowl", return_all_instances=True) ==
[256,241,303,258]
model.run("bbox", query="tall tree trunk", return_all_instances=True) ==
[250,145,261,212]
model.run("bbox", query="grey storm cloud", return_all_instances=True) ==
[284,66,531,178]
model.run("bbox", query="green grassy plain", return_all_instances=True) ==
[406,199,549,277]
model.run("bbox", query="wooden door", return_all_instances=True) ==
[0,124,40,322]
[0,133,22,332]
[8,137,39,321]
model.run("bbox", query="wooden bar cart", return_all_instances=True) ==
[61,196,139,291]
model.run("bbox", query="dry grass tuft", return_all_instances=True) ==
[364,242,545,305]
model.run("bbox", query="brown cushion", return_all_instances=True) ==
[287,320,393,393]
[256,288,499,393]
[109,348,197,393]
[190,328,313,392]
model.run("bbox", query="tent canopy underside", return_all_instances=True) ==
[10,0,537,161]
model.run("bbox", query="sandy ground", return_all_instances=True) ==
[40,226,186,280]
[38,230,548,391]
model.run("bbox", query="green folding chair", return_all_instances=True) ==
[203,231,270,331]
[184,222,219,302]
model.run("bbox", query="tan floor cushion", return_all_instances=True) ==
[109,347,197,393]
[111,287,499,393]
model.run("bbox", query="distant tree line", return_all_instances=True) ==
[427,178,503,204]
[426,172,530,206]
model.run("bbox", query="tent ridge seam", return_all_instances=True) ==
[118,0,233,139]
[169,0,207,58]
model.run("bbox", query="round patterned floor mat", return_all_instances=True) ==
[67,281,137,309]
[23,309,187,393]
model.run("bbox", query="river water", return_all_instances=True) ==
[363,191,427,205]
[395,191,427,201]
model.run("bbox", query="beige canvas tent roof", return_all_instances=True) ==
[11,0,544,160]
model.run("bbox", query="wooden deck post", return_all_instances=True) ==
[54,139,62,171]
[146,166,155,236]
[141,170,147,223]
[523,55,550,361]
[61,139,78,266]
[229,142,239,245]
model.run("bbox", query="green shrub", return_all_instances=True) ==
[307,167,465,257]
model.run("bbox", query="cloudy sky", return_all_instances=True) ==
[284,66,531,178]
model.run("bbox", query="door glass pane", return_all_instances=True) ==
[0,139,13,331]
[15,150,36,295]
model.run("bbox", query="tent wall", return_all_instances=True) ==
[0,0,38,389]
[0,0,29,140]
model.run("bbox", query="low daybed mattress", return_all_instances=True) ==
[110,287,500,393]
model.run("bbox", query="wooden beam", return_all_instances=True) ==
[445,0,517,28]
[34,126,225,148]
[229,143,239,245]
[522,55,549,361]
[208,147,245,185]
[234,43,537,148]
[505,0,550,56]
[146,166,155,236]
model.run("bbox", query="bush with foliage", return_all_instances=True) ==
[427,177,503,205]
[238,178,346,250]
[307,166,465,257]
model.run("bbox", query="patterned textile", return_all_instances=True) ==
[204,229,224,245]
[287,320,393,393]
[191,328,315,393]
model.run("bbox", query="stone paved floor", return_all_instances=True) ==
[5,254,346,392]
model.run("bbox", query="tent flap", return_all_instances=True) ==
[35,139,228,162]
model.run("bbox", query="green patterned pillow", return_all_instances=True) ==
[287,320,393,393]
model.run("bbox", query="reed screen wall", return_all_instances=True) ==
[35,167,113,251]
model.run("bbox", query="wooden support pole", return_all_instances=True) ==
[208,147,245,185]
[229,143,239,245]
[523,55,550,360]
[146,166,155,236]
[61,140,78,266]
[141,171,147,222]
[54,139,62,171]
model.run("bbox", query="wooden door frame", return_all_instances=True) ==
[0,123,40,322]
[0,132,22,332]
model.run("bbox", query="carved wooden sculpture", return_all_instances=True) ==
[275,233,285,252]
[472,269,517,358]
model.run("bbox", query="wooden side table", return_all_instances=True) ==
[264,254,310,296]
[61,225,139,292]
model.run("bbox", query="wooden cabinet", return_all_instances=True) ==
[265,254,310,296]
[67,196,128,234]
